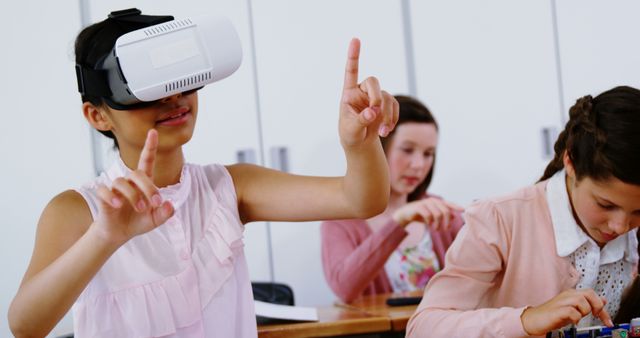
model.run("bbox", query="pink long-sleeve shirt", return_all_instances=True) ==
[406,180,638,338]
[320,196,463,303]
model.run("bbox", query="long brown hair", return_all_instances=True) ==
[381,95,438,202]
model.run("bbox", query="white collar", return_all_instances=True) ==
[546,170,638,264]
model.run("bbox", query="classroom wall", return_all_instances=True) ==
[2,1,639,337]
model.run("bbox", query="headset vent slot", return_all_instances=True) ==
[164,71,212,93]
[144,19,194,37]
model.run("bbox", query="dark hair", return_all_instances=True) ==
[613,243,640,323]
[75,16,160,148]
[539,86,640,185]
[540,86,640,323]
[614,280,640,323]
[381,95,439,202]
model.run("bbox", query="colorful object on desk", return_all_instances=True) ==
[631,318,640,337]
[612,328,629,338]
[545,319,640,338]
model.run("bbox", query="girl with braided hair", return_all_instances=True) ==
[407,86,640,337]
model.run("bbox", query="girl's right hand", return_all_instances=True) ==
[391,197,464,230]
[520,289,613,336]
[93,129,174,246]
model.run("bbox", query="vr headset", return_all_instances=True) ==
[76,8,243,110]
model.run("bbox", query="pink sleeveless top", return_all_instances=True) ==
[73,159,257,338]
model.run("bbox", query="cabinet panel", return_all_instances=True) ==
[410,0,564,205]
[86,1,271,281]
[555,0,640,110]
[1,2,89,337]
[251,0,409,306]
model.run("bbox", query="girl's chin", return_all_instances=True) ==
[392,185,418,196]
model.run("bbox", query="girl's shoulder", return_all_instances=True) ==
[26,190,93,274]
[463,182,550,235]
[179,163,239,211]
[467,182,547,215]
[43,190,93,236]
[197,162,235,190]
[321,217,370,232]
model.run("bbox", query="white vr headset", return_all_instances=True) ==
[76,8,242,110]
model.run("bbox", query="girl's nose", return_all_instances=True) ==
[410,154,426,169]
[609,214,631,235]
[160,92,182,103]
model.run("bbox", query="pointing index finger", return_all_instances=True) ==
[342,38,361,90]
[138,129,158,177]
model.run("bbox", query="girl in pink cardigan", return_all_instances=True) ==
[407,86,640,337]
[321,95,464,303]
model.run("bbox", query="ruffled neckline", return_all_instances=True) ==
[75,162,250,338]
[106,156,192,210]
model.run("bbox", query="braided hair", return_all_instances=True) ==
[539,86,640,185]
[541,86,640,323]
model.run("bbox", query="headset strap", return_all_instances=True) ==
[108,8,173,26]
[75,9,174,98]
[75,64,111,97]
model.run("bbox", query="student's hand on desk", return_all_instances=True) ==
[93,129,175,246]
[392,197,464,230]
[520,288,613,336]
[339,38,398,149]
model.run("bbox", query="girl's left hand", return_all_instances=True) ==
[520,289,613,335]
[339,38,398,148]
[392,197,465,230]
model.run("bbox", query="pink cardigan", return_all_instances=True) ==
[407,182,585,337]
[320,196,464,303]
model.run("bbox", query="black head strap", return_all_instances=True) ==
[75,64,111,97]
[107,8,173,26]
[75,8,173,99]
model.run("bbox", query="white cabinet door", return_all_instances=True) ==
[409,0,564,205]
[555,0,640,111]
[251,0,409,306]
[1,2,90,337]
[86,0,272,281]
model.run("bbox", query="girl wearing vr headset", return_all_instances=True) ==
[8,9,399,338]
[406,86,640,337]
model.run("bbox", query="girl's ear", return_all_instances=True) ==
[562,151,576,178]
[83,102,111,132]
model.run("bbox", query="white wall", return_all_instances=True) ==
[3,1,640,337]
[250,0,409,307]
[555,0,640,112]
[410,0,563,206]
[0,2,90,336]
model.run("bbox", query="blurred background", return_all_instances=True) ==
[2,0,639,336]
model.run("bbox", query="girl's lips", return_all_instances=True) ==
[600,231,618,241]
[157,107,191,126]
[402,177,420,185]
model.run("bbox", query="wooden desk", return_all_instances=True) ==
[337,291,422,332]
[258,306,391,338]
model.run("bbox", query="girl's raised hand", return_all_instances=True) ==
[392,197,464,230]
[520,289,613,335]
[93,129,174,246]
[339,38,399,148]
